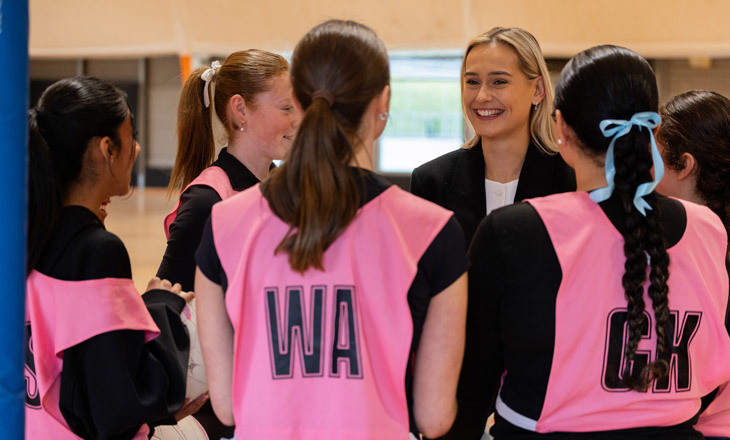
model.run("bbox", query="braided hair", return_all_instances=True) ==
[555,46,671,390]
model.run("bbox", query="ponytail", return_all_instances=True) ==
[27,110,61,274]
[261,20,390,272]
[704,184,730,243]
[168,51,290,196]
[263,96,361,272]
[168,67,215,195]
[26,76,129,274]
[715,186,730,240]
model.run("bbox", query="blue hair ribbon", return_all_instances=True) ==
[589,111,663,216]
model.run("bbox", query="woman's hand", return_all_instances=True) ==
[146,277,195,302]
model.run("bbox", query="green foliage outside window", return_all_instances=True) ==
[384,79,463,139]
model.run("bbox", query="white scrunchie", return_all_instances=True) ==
[201,60,221,108]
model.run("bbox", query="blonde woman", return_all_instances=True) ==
[454,46,730,440]
[410,27,574,244]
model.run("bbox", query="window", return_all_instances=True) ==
[378,57,464,174]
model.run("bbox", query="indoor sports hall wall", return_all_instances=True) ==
[28,0,730,186]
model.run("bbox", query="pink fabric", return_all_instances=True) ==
[25,271,160,439]
[164,165,236,240]
[211,184,452,440]
[696,247,730,438]
[697,382,730,437]
[525,192,730,433]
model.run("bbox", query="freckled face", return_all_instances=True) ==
[244,73,301,161]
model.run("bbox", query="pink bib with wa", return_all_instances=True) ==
[163,165,236,240]
[210,184,452,440]
[25,271,160,439]
[512,192,730,433]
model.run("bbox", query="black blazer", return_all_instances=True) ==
[410,140,576,244]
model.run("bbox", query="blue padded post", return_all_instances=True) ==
[0,0,28,437]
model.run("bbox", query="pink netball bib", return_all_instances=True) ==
[210,184,452,440]
[697,382,730,437]
[25,271,159,439]
[163,165,236,240]
[502,193,730,433]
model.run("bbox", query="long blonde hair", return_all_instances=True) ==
[461,27,557,154]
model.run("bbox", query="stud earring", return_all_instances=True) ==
[557,139,563,145]
[378,112,389,121]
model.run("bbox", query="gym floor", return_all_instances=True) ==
[106,186,495,439]
[105,187,175,294]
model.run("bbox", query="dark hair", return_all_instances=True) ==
[28,76,130,274]
[168,50,289,194]
[260,20,390,272]
[555,46,671,391]
[657,90,730,235]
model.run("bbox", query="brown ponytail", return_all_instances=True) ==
[261,20,390,272]
[168,67,214,195]
[168,50,289,195]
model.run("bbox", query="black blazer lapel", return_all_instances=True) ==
[515,143,561,201]
[445,144,487,243]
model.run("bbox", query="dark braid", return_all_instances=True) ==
[645,207,672,381]
[554,45,671,391]
[612,130,671,390]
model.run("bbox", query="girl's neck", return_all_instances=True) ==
[227,141,272,182]
[348,138,375,171]
[64,181,108,221]
[573,155,608,193]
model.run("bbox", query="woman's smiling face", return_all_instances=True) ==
[462,42,540,142]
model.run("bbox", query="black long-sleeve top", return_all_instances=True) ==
[156,148,262,292]
[195,169,470,436]
[34,206,189,439]
[447,194,721,440]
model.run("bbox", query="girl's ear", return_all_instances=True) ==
[228,94,248,130]
[94,136,115,165]
[676,152,697,181]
